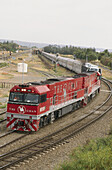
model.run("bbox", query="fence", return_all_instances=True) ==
[0,82,18,89]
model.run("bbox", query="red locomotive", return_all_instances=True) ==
[7,72,101,131]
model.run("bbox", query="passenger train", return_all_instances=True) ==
[41,51,102,74]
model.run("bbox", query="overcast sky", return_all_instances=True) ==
[0,0,112,49]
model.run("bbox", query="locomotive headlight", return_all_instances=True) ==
[21,89,26,91]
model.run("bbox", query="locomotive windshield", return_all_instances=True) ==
[24,93,39,103]
[9,92,39,104]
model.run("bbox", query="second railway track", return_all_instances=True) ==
[0,111,6,124]
[0,78,111,170]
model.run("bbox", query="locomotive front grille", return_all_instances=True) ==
[18,120,24,126]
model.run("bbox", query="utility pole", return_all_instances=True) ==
[110,59,112,70]
[86,55,88,63]
[55,53,58,72]
[4,49,6,60]
[22,59,25,84]
[2,50,4,60]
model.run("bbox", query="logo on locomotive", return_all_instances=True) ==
[17,105,26,114]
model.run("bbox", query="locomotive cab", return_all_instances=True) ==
[7,84,50,131]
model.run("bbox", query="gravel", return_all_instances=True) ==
[15,109,112,170]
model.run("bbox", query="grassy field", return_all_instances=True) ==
[102,69,112,80]
[0,62,8,68]
[92,60,112,80]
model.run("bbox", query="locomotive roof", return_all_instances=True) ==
[27,77,75,86]
[19,73,95,87]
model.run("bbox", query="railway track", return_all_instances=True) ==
[29,67,56,77]
[38,54,54,70]
[0,132,30,150]
[0,111,6,124]
[0,78,111,170]
[0,111,6,116]
[0,131,15,139]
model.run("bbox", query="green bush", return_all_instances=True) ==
[0,104,7,109]
[58,136,112,170]
[0,62,8,68]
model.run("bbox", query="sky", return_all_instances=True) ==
[0,0,112,49]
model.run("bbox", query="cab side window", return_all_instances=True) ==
[40,94,47,103]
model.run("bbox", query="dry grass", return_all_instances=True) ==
[0,72,13,80]
[101,68,112,80]
[91,60,112,80]
[0,89,9,98]
[60,54,74,59]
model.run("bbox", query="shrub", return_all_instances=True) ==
[58,136,112,170]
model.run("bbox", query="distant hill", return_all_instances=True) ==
[0,39,112,52]
[96,48,112,53]
[0,39,49,48]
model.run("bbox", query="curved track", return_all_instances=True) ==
[0,78,111,170]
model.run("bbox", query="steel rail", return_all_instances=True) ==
[0,131,15,139]
[38,54,54,70]
[0,133,29,149]
[29,67,56,77]
[0,118,6,124]
[0,111,6,116]
[0,111,6,123]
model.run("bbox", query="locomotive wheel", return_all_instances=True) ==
[43,117,47,126]
[88,96,91,103]
[98,88,100,93]
[39,118,43,128]
[72,103,77,111]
